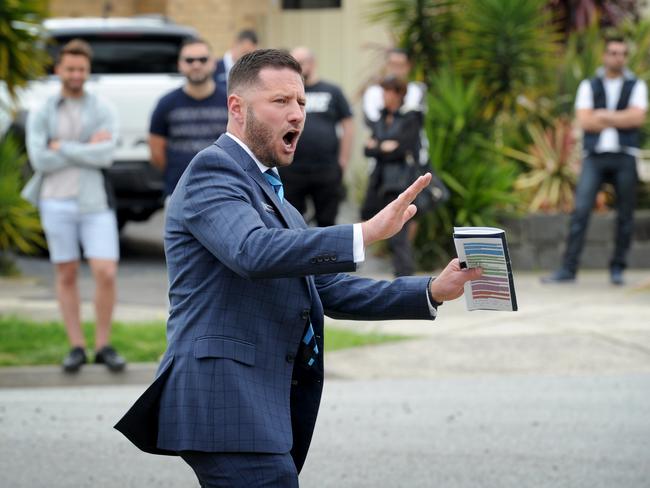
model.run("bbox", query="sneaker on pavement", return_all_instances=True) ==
[95,345,127,372]
[540,269,576,284]
[610,268,624,286]
[62,346,87,373]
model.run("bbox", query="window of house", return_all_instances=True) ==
[282,0,342,9]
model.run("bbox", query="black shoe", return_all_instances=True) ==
[95,345,127,372]
[62,346,87,373]
[540,269,576,284]
[610,268,624,286]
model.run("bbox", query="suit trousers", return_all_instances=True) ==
[562,152,637,273]
[179,450,299,488]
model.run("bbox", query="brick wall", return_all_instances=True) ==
[48,0,267,57]
[167,0,266,55]
[48,0,136,17]
[135,0,167,14]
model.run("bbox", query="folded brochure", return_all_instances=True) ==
[453,226,518,311]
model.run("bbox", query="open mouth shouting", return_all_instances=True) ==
[282,129,301,153]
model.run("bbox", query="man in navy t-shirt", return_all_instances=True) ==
[149,38,228,196]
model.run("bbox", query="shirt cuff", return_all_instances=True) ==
[426,276,442,318]
[352,223,365,263]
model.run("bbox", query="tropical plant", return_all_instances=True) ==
[0,0,49,109]
[366,0,456,85]
[619,17,650,84]
[425,68,486,169]
[0,0,48,275]
[0,135,45,274]
[550,20,603,116]
[503,118,581,213]
[415,68,521,267]
[453,0,561,120]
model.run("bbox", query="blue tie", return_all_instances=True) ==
[263,169,284,203]
[263,169,318,366]
[300,320,319,368]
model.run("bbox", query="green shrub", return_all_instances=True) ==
[453,0,559,119]
[0,135,44,275]
[416,68,520,268]
[504,118,581,213]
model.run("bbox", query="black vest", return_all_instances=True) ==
[583,76,640,153]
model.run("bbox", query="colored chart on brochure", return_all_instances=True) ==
[453,227,518,312]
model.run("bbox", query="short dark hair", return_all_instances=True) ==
[380,75,408,98]
[604,36,627,50]
[180,37,212,53]
[228,48,301,95]
[236,29,258,45]
[56,39,93,64]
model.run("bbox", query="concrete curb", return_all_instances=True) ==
[0,360,350,388]
[0,362,158,388]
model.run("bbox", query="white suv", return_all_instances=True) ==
[3,16,197,228]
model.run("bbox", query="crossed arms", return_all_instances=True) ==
[577,106,646,132]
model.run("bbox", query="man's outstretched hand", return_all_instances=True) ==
[430,258,483,303]
[361,173,432,246]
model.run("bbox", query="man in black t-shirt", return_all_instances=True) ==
[279,46,354,227]
[149,38,228,197]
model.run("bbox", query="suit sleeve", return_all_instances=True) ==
[315,273,434,321]
[181,151,357,280]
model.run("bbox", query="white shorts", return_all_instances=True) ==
[39,199,120,263]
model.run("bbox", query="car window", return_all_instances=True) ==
[47,34,186,74]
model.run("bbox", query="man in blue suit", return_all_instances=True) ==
[115,49,481,487]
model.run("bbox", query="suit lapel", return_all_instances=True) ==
[215,135,319,319]
[215,135,293,229]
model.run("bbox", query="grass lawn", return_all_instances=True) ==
[0,315,408,367]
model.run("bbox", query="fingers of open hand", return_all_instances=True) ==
[398,173,432,207]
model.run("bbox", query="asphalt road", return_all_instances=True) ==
[3,208,650,487]
[1,374,649,488]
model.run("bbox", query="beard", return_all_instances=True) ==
[244,106,288,167]
[185,72,211,85]
[62,80,84,95]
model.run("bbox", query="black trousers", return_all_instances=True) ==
[388,220,416,277]
[362,173,416,277]
[562,152,637,273]
[279,164,343,227]
[179,450,299,488]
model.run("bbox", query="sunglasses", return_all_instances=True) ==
[182,56,209,64]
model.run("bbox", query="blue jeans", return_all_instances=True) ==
[562,152,637,273]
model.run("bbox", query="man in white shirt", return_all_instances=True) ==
[362,48,426,125]
[543,37,647,285]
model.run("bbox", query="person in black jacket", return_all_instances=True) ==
[362,75,423,276]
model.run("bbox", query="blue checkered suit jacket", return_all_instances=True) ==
[115,134,434,472]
